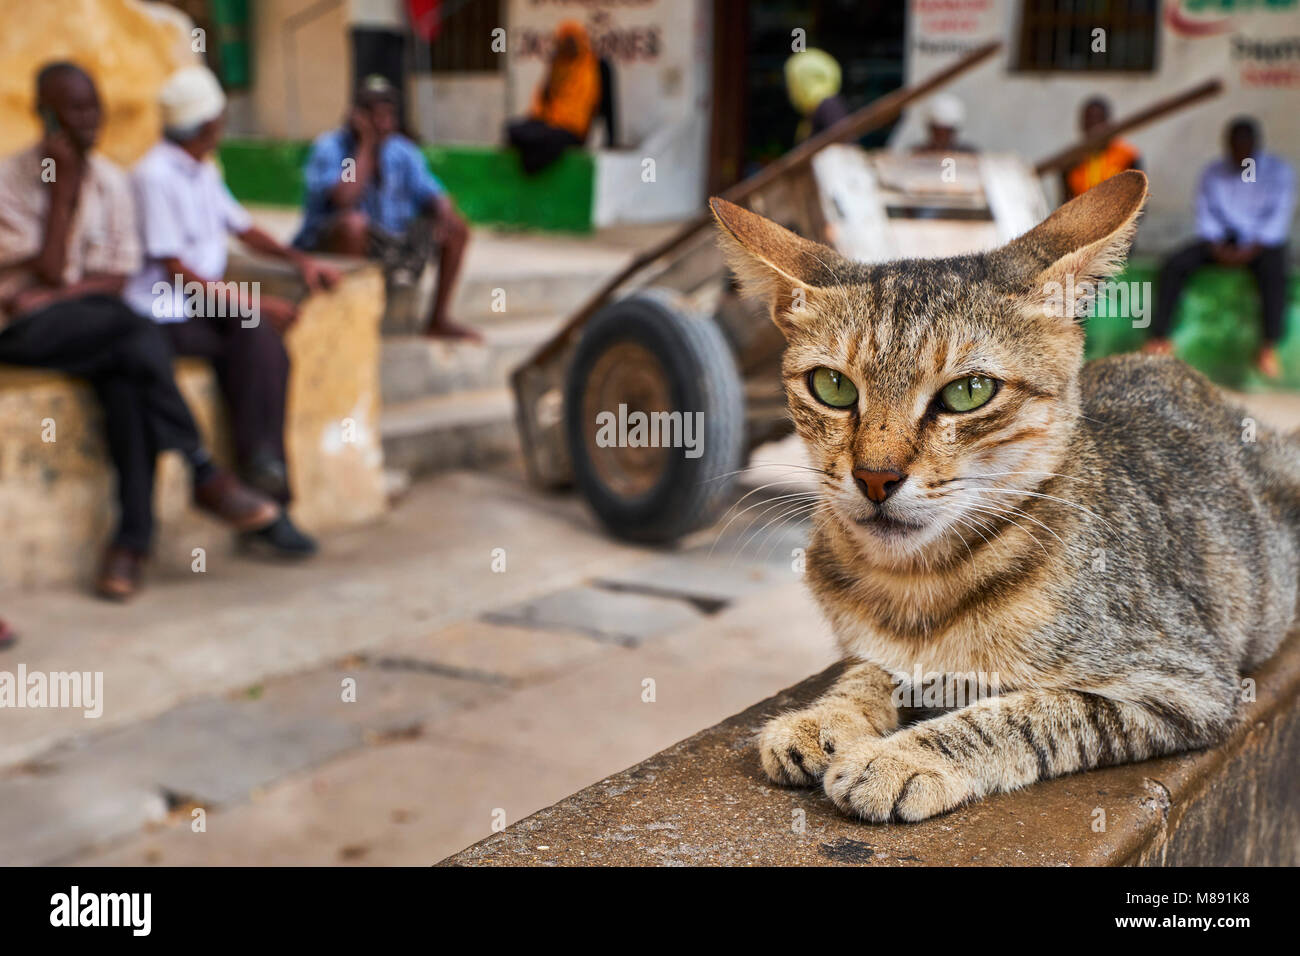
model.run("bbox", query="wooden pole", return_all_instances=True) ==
[1034,78,1224,177]
[518,41,1004,372]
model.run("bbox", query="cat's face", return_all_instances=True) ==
[712,170,1147,567]
[776,266,1082,563]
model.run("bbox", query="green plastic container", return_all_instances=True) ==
[422,145,595,233]
[1084,258,1300,390]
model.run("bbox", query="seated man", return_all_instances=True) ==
[293,76,476,341]
[505,20,600,174]
[1062,96,1141,200]
[124,65,331,557]
[1147,118,1295,378]
[912,95,977,154]
[0,63,282,600]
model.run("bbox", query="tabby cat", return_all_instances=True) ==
[711,171,1300,822]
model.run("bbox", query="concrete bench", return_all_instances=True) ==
[0,261,387,593]
[441,633,1300,866]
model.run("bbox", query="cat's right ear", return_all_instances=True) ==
[710,197,846,336]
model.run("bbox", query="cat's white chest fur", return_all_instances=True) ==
[825,601,1056,692]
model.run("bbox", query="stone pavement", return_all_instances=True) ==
[0,446,835,865]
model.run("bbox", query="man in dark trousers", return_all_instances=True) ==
[0,62,284,600]
[125,65,335,556]
[1146,117,1295,377]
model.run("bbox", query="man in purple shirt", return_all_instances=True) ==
[1148,117,1295,377]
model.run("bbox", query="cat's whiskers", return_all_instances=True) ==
[956,470,1089,484]
[924,504,989,561]
[962,505,1052,557]
[967,508,1054,556]
[736,499,818,565]
[709,479,827,557]
[960,485,1116,534]
[957,494,1067,548]
[757,501,821,562]
[935,495,1053,557]
[705,462,832,484]
[719,491,824,556]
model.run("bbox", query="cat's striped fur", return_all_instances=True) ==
[711,171,1300,821]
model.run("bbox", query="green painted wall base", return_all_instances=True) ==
[423,145,594,233]
[1086,258,1300,390]
[217,139,594,233]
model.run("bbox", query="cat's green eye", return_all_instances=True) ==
[939,375,997,413]
[809,367,858,409]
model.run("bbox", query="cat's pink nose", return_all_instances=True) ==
[853,468,906,503]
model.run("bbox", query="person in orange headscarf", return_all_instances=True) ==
[505,20,601,175]
[1063,97,1142,200]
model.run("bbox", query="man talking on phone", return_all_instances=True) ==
[0,62,284,600]
[294,76,477,341]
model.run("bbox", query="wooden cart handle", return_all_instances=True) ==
[516,40,1004,376]
[1033,78,1223,177]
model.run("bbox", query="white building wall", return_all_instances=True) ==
[895,0,1300,251]
[410,74,508,145]
[507,0,713,225]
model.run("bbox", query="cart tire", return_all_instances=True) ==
[564,290,745,543]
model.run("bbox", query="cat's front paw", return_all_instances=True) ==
[758,706,882,786]
[823,734,976,822]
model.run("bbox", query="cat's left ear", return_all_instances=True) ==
[990,169,1148,320]
[710,197,852,336]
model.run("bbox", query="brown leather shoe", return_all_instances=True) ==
[96,546,145,602]
[194,469,279,532]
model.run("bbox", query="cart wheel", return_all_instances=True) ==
[565,290,745,543]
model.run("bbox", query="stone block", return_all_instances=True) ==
[482,584,706,647]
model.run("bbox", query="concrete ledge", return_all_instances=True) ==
[441,634,1300,866]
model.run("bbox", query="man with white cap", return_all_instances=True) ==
[914,94,977,154]
[0,62,284,600]
[125,65,338,558]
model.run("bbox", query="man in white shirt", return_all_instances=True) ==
[125,66,339,557]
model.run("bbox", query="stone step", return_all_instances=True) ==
[382,247,623,334]
[380,316,562,404]
[383,268,605,334]
[241,208,634,330]
[456,272,605,321]
[380,388,518,478]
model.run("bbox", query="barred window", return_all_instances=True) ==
[424,0,504,73]
[1016,0,1158,73]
